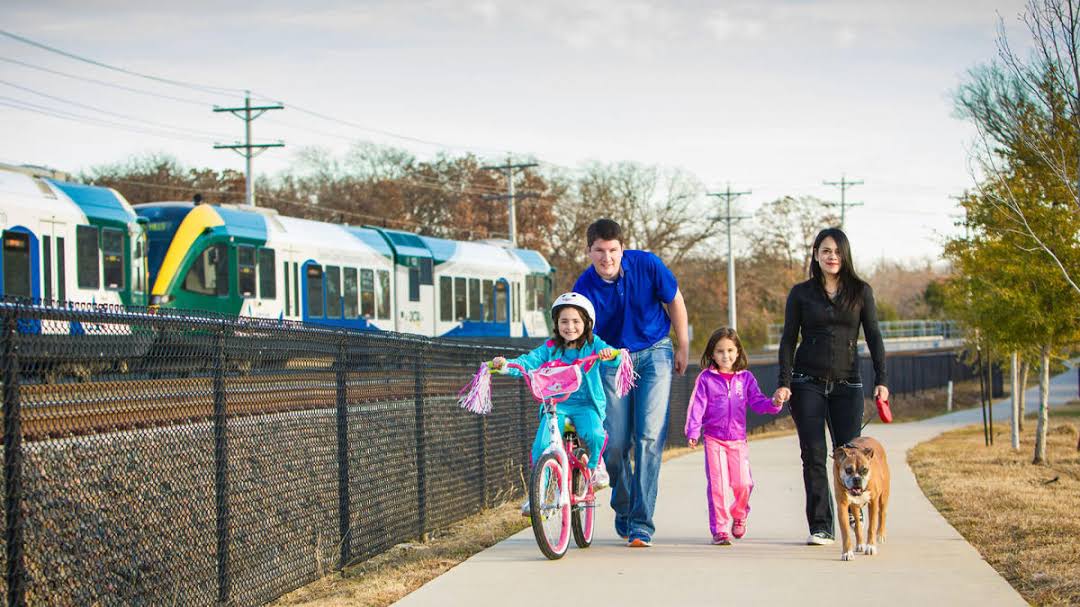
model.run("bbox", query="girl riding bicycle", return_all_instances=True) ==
[489,292,621,498]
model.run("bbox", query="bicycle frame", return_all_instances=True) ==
[506,357,599,511]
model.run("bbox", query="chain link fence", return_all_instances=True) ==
[0,302,985,606]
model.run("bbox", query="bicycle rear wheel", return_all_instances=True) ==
[571,467,594,548]
[529,453,571,560]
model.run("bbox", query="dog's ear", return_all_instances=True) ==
[862,447,875,459]
[831,446,847,460]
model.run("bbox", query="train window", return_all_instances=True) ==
[525,276,535,311]
[454,277,466,321]
[408,264,420,302]
[76,225,99,290]
[183,244,228,296]
[237,245,256,298]
[306,265,324,318]
[494,281,508,323]
[483,279,494,321]
[43,235,52,301]
[419,257,433,285]
[283,261,291,316]
[439,277,452,321]
[56,237,66,302]
[377,270,390,320]
[468,278,481,321]
[360,269,375,318]
[293,263,300,316]
[258,248,276,300]
[344,267,358,319]
[326,265,342,318]
[512,282,520,323]
[132,234,146,294]
[2,231,31,299]
[101,228,124,290]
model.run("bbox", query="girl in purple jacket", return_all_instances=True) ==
[684,328,783,545]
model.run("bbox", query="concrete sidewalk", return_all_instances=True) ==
[395,368,1077,606]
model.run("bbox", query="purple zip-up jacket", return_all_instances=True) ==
[684,368,781,442]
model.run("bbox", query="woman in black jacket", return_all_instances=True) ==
[772,227,889,546]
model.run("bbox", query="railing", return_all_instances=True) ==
[767,320,962,347]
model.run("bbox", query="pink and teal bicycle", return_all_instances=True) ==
[459,351,635,560]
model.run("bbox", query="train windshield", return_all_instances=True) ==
[135,205,192,288]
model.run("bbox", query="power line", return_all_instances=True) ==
[0,29,242,97]
[0,56,216,107]
[0,80,233,139]
[0,97,217,144]
[707,183,752,331]
[823,174,864,229]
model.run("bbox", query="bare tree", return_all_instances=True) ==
[956,0,1080,294]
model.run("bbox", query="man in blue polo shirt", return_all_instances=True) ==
[573,218,689,547]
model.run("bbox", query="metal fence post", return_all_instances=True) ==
[3,310,26,607]
[414,346,427,541]
[335,334,351,569]
[518,383,528,488]
[212,320,230,604]
[479,412,488,508]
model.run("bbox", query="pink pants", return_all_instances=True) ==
[703,436,754,536]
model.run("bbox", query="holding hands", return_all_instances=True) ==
[772,387,791,407]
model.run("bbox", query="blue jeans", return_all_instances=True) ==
[601,337,673,539]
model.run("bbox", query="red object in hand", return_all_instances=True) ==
[876,397,893,423]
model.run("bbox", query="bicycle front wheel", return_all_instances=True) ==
[529,453,571,560]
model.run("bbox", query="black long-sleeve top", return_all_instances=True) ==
[777,279,888,389]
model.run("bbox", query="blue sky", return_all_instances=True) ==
[1,0,1030,265]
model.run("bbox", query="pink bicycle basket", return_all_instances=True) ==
[527,363,584,402]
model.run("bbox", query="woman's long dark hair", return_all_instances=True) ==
[809,228,866,310]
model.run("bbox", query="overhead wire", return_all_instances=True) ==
[0,80,235,140]
[0,97,218,144]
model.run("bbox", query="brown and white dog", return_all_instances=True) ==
[833,437,890,561]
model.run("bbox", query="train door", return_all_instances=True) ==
[394,256,434,335]
[280,245,301,321]
[39,218,66,304]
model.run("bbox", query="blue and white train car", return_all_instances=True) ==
[0,164,148,311]
[136,202,554,338]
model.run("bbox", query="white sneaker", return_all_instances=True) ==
[807,531,835,545]
[590,466,610,490]
[520,500,531,517]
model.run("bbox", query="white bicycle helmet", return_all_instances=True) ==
[550,292,595,324]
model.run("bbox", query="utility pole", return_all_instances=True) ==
[707,183,751,331]
[823,174,863,229]
[213,90,284,206]
[481,156,538,247]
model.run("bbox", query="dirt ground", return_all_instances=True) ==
[910,401,1080,606]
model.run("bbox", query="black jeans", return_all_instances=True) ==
[789,374,864,535]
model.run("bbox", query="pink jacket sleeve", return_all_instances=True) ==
[745,371,781,415]
[684,371,710,440]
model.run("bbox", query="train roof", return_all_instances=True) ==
[511,248,553,274]
[47,179,137,227]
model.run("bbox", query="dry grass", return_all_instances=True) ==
[910,401,1080,607]
[270,502,528,607]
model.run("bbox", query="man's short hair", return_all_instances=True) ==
[586,219,623,248]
